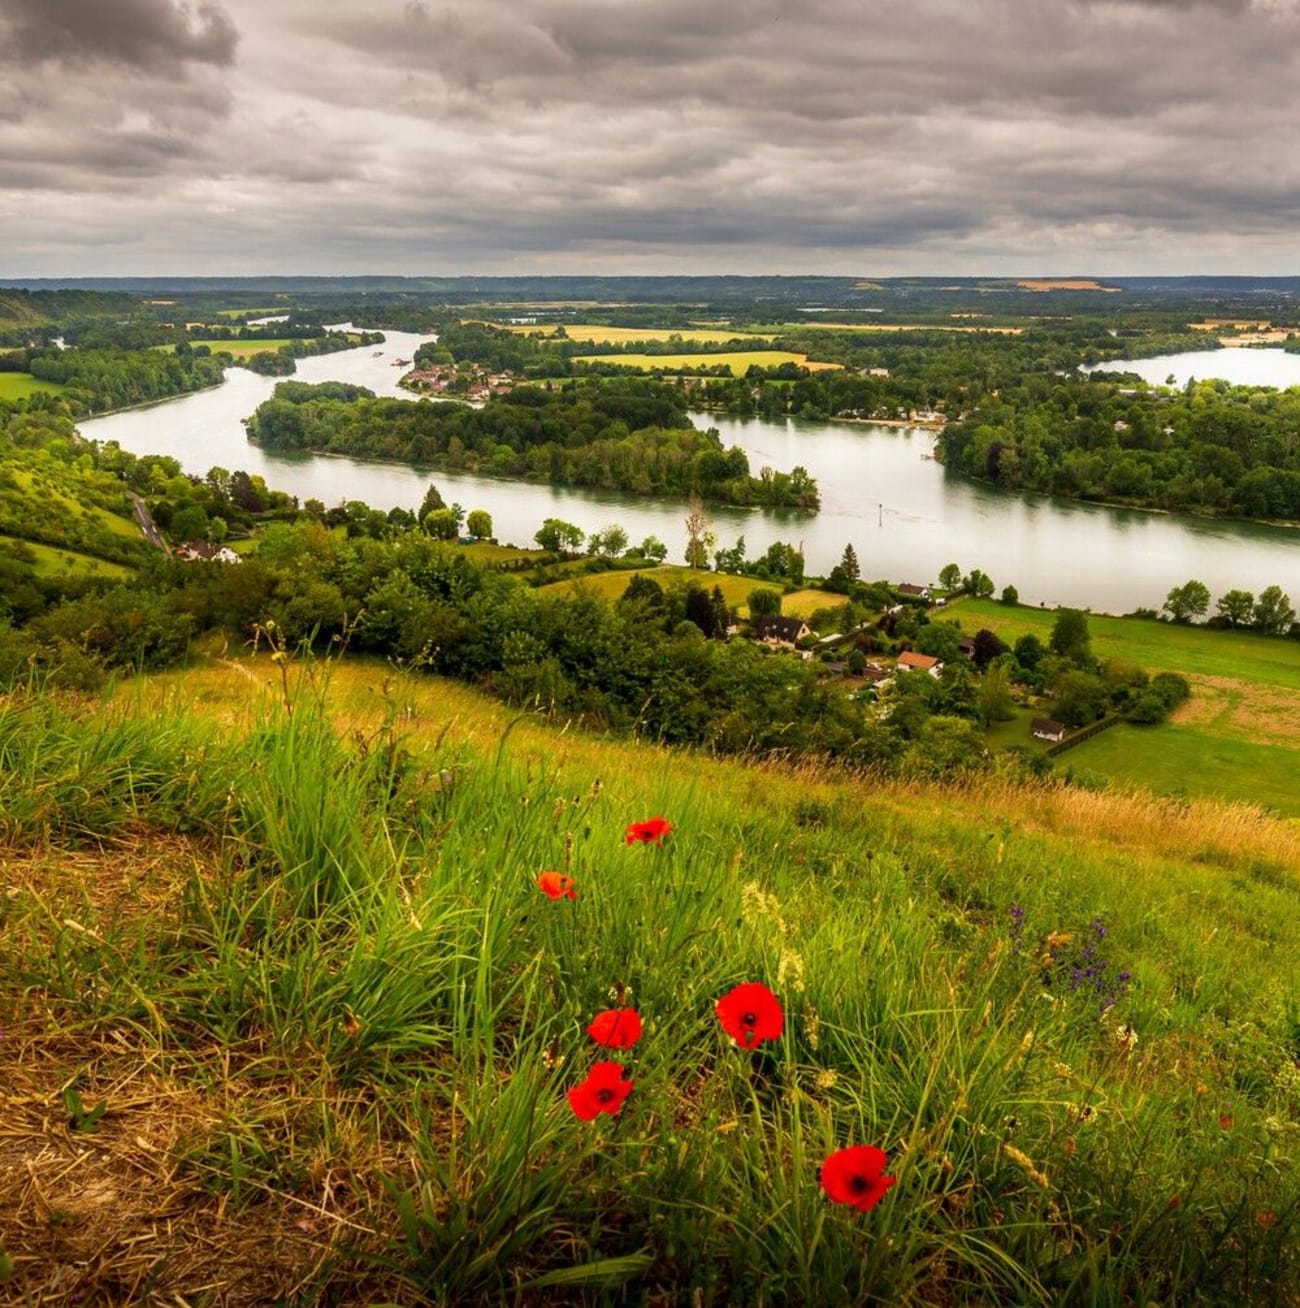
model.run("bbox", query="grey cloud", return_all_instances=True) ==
[0,0,238,72]
[7,0,1300,274]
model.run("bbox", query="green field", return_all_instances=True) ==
[540,565,764,608]
[951,598,1300,813]
[460,541,553,566]
[0,533,133,579]
[0,374,65,400]
[572,350,842,376]
[952,598,1300,690]
[198,338,297,357]
[1059,721,1300,816]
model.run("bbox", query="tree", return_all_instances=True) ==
[964,568,995,598]
[1215,588,1254,627]
[1253,584,1295,635]
[684,586,721,638]
[827,543,860,592]
[637,535,668,563]
[683,496,716,571]
[938,562,962,592]
[418,483,446,521]
[971,628,1008,669]
[714,535,747,574]
[466,509,493,540]
[747,587,782,617]
[591,524,628,558]
[1000,584,1019,606]
[1049,609,1093,668]
[1164,579,1210,624]
[425,508,460,540]
[1054,670,1109,728]
[1013,632,1045,671]
[976,662,1016,725]
[535,518,585,555]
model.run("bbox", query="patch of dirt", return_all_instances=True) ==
[1171,674,1300,747]
[0,1028,385,1306]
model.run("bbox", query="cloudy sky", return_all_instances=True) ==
[3,0,1300,276]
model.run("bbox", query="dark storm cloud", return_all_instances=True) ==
[6,0,1300,272]
[0,0,237,72]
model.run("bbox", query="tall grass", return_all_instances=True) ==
[0,663,1296,1304]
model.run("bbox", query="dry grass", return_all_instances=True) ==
[1016,280,1119,292]
[1172,673,1300,745]
[891,773,1300,870]
[0,836,407,1306]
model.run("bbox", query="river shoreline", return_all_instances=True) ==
[78,336,1300,613]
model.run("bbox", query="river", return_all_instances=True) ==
[78,335,1300,614]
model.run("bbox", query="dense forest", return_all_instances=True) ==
[244,378,820,508]
[939,374,1300,519]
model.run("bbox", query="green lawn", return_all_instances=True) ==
[952,598,1300,814]
[952,598,1300,690]
[0,374,65,400]
[1062,721,1300,817]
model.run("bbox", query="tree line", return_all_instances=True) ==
[244,379,820,509]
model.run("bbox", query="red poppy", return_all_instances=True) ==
[820,1145,897,1213]
[537,871,577,901]
[566,1060,634,1121]
[586,1007,642,1049]
[715,982,784,1048]
[625,816,673,846]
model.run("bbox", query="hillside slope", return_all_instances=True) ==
[0,656,1296,1304]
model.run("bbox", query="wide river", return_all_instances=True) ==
[80,333,1300,613]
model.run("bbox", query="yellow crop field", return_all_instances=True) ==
[499,324,773,345]
[572,350,841,376]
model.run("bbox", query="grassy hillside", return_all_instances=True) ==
[0,655,1295,1304]
[952,598,1300,813]
[0,447,151,568]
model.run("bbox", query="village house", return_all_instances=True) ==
[1031,717,1067,743]
[896,650,942,677]
[751,615,812,651]
[897,583,931,600]
[175,541,242,564]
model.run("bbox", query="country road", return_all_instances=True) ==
[129,491,169,554]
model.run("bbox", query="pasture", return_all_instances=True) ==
[0,374,65,400]
[199,338,297,357]
[950,597,1300,812]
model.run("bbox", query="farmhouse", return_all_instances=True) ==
[752,615,812,651]
[896,651,942,677]
[175,541,242,564]
[897,583,931,600]
[1031,717,1067,743]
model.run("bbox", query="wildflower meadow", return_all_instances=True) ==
[0,655,1296,1303]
